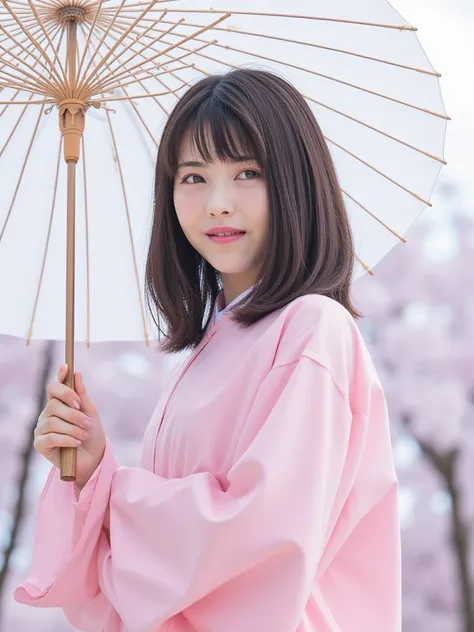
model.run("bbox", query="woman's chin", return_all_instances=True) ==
[207,258,249,276]
[213,265,250,277]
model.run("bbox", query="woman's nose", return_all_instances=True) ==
[206,189,235,217]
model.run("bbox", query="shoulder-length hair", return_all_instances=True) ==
[145,68,361,353]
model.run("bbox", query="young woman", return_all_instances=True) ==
[15,69,401,631]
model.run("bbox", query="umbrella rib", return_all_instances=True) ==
[25,0,68,82]
[154,32,450,121]
[101,20,445,198]
[2,17,62,52]
[99,20,447,199]
[77,0,168,95]
[105,21,234,112]
[0,97,35,160]
[77,1,137,80]
[33,15,69,75]
[0,106,45,244]
[103,22,433,234]
[0,76,48,95]
[99,17,207,86]
[26,136,63,344]
[88,15,228,97]
[95,39,211,95]
[24,0,56,7]
[76,0,129,93]
[80,135,91,347]
[92,87,187,103]
[104,107,151,346]
[0,88,23,117]
[79,24,160,151]
[0,97,55,104]
[7,0,46,5]
[80,33,152,344]
[0,21,63,93]
[0,14,38,41]
[86,13,230,97]
[88,20,175,117]
[107,17,448,121]
[128,34,446,165]
[129,16,439,77]
[0,0,67,92]
[140,52,204,98]
[87,13,176,92]
[303,93,447,165]
[88,9,172,88]
[76,0,104,79]
[341,189,406,243]
[95,62,195,95]
[0,57,58,95]
[355,256,374,276]
[121,7,417,31]
[94,20,199,117]
[0,39,60,94]
[0,23,64,100]
[328,137,432,206]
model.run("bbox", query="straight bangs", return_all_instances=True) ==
[162,97,267,179]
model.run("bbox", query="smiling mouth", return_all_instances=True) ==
[207,232,246,244]
[207,231,246,237]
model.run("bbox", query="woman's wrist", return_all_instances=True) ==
[73,470,94,498]
[73,445,107,494]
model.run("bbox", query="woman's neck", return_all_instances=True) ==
[220,273,256,308]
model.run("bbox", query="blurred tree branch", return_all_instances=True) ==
[401,415,474,632]
[0,341,55,622]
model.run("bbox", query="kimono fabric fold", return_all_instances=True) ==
[14,294,402,631]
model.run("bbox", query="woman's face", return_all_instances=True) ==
[173,131,269,296]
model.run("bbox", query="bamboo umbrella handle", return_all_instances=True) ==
[60,447,77,482]
[59,159,78,482]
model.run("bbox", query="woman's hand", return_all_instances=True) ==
[34,363,106,489]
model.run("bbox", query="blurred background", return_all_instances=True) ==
[1,0,473,630]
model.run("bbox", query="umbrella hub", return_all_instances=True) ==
[56,6,87,23]
[49,2,100,26]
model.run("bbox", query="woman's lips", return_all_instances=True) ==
[207,232,246,244]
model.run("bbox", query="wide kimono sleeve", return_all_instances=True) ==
[14,438,119,629]
[15,355,374,632]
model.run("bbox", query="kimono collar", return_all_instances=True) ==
[214,285,254,324]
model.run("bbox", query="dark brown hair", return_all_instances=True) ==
[145,68,361,353]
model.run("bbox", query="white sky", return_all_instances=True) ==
[390,0,474,217]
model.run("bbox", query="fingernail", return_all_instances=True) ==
[73,401,81,410]
[83,418,91,427]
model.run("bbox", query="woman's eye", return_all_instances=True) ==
[182,174,204,184]
[237,169,260,180]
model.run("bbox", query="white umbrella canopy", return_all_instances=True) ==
[0,0,448,346]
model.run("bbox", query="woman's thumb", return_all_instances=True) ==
[74,371,98,417]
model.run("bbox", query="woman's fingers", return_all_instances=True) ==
[35,415,89,442]
[42,400,90,430]
[57,363,68,383]
[47,378,81,411]
[34,432,82,452]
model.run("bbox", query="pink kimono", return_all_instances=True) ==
[14,294,401,631]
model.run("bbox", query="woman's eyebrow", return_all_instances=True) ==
[177,155,258,170]
[177,160,206,169]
